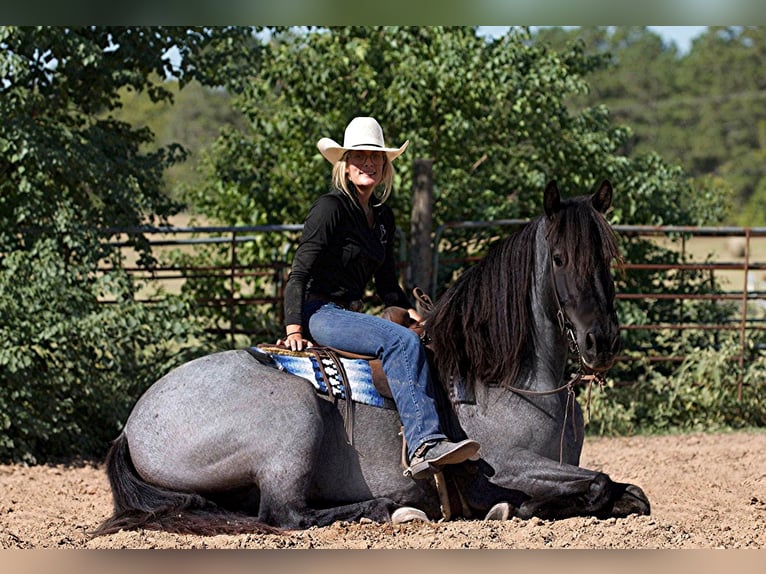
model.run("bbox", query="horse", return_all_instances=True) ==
[94,180,650,536]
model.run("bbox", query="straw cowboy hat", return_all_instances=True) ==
[317,117,409,165]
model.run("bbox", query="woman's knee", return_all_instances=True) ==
[385,324,425,357]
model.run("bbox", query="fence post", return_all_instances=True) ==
[738,228,751,400]
[230,231,237,348]
[409,159,434,298]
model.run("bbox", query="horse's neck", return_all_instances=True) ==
[523,224,569,389]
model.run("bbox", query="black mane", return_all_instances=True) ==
[426,194,621,394]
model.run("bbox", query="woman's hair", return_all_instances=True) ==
[331,152,396,206]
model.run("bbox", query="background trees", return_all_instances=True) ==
[0,26,256,462]
[190,27,723,232]
[139,26,766,228]
[536,26,766,226]
[183,26,725,316]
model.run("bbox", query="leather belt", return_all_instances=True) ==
[306,293,363,312]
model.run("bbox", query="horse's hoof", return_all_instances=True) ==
[392,506,430,524]
[611,483,651,517]
[484,502,513,521]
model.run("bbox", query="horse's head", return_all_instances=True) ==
[543,180,621,372]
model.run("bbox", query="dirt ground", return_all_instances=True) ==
[1,431,764,550]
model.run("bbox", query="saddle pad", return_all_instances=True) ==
[253,346,395,410]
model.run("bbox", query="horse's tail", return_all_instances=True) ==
[92,433,280,537]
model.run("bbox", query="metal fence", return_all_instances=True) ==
[434,219,765,355]
[105,225,408,342]
[612,224,766,369]
[104,222,766,376]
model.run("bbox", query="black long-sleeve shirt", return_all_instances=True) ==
[283,189,411,327]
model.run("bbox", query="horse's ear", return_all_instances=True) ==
[544,181,560,218]
[591,180,613,214]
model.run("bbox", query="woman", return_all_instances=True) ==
[281,116,480,480]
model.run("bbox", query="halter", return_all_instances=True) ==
[504,245,608,463]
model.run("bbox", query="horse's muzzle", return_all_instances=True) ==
[580,327,620,371]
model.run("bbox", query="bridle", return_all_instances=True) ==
[414,240,613,464]
[548,245,606,378]
[503,244,609,463]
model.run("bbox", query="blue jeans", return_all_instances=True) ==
[306,302,446,457]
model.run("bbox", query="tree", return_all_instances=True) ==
[0,26,258,252]
[538,26,765,225]
[0,26,257,462]
[191,27,726,284]
[678,26,766,223]
[111,77,248,201]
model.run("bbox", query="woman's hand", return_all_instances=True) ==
[407,308,426,338]
[277,325,313,351]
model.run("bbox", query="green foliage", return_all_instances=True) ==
[188,26,728,317]
[0,27,256,462]
[111,79,248,202]
[540,25,766,225]
[193,26,635,232]
[0,26,258,248]
[587,337,766,435]
[0,240,209,463]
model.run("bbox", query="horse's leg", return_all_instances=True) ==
[253,450,402,529]
[515,473,651,520]
[604,482,652,518]
[253,437,403,529]
[513,455,650,519]
[245,395,404,529]
[454,449,650,520]
[263,495,402,529]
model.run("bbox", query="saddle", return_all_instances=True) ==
[256,287,435,405]
[254,343,395,408]
[249,288,436,439]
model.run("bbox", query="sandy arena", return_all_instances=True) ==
[1,431,764,550]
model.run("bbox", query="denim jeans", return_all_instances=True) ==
[306,302,446,457]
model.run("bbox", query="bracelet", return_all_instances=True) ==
[286,330,302,337]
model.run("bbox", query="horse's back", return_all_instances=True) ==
[124,349,325,492]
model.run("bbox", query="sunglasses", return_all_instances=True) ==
[346,151,386,165]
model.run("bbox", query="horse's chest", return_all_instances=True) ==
[457,392,579,461]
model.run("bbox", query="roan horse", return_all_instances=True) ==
[95,180,650,535]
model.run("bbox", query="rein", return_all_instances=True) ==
[504,359,605,465]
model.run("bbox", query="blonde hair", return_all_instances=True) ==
[331,152,396,206]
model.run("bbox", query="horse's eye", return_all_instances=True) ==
[552,253,564,267]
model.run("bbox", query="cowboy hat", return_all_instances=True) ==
[317,117,409,165]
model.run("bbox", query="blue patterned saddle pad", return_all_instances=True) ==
[252,345,395,410]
